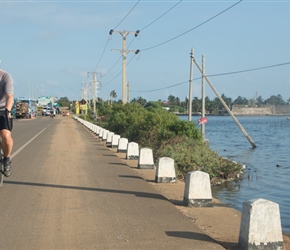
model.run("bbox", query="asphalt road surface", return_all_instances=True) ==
[0,115,225,250]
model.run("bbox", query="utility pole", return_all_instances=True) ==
[201,55,205,138]
[188,48,194,121]
[81,81,89,115]
[192,53,256,148]
[87,72,101,120]
[127,81,130,103]
[110,29,140,104]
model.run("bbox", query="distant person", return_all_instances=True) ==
[0,69,14,177]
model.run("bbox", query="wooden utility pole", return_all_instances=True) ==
[201,55,205,138]
[192,54,256,148]
[110,29,140,104]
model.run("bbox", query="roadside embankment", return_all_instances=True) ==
[102,137,290,250]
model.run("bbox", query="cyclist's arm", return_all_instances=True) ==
[5,93,14,118]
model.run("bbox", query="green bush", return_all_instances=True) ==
[156,135,242,180]
[104,103,243,182]
[106,103,190,151]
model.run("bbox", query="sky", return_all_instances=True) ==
[1,0,290,103]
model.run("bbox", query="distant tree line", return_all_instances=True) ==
[129,94,290,115]
[57,93,290,115]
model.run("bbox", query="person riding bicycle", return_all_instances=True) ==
[50,108,54,117]
[0,69,14,177]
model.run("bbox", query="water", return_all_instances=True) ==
[180,115,290,233]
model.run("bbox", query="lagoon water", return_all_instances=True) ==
[180,115,290,233]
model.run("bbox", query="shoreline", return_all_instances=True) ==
[106,144,290,249]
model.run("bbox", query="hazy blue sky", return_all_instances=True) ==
[1,0,289,103]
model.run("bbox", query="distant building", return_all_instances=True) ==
[38,96,58,107]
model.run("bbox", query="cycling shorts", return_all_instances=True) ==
[0,114,13,131]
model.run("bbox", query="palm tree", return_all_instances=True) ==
[110,90,117,105]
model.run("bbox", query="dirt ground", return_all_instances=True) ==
[105,145,290,250]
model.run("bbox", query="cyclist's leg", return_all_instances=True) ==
[0,116,13,177]
[0,129,13,159]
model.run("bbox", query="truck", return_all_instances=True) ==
[15,98,37,118]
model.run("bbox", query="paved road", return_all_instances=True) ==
[0,115,225,249]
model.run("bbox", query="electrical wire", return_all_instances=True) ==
[141,0,243,52]
[94,35,111,72]
[101,54,137,88]
[90,0,139,76]
[131,80,188,93]
[131,61,290,93]
[99,0,183,81]
[140,0,182,31]
[113,0,140,30]
[207,62,290,78]
[95,0,243,93]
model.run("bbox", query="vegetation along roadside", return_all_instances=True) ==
[80,101,244,185]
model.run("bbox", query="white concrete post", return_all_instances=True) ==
[238,198,284,250]
[102,130,109,141]
[118,138,128,153]
[98,128,104,139]
[112,135,121,148]
[138,148,154,169]
[156,157,176,183]
[183,170,212,207]
[96,126,100,136]
[126,142,139,160]
[106,132,114,146]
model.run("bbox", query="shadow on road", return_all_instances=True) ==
[4,180,168,200]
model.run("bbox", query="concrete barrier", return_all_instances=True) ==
[101,130,109,141]
[112,135,121,148]
[118,138,128,153]
[106,132,114,146]
[96,126,101,136]
[238,198,284,250]
[156,157,176,183]
[98,128,104,139]
[138,148,154,169]
[126,142,139,160]
[183,170,212,207]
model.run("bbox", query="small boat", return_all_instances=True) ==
[286,116,290,120]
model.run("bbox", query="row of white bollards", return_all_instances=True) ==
[74,116,284,250]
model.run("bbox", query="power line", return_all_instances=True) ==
[207,62,290,78]
[113,0,140,30]
[131,80,188,93]
[100,0,182,80]
[94,35,111,72]
[131,61,290,93]
[101,54,137,88]
[91,0,140,75]
[140,0,182,31]
[141,0,243,52]
[95,0,243,92]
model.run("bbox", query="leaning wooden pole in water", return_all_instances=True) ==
[192,56,257,148]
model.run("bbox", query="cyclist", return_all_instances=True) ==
[0,69,14,177]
